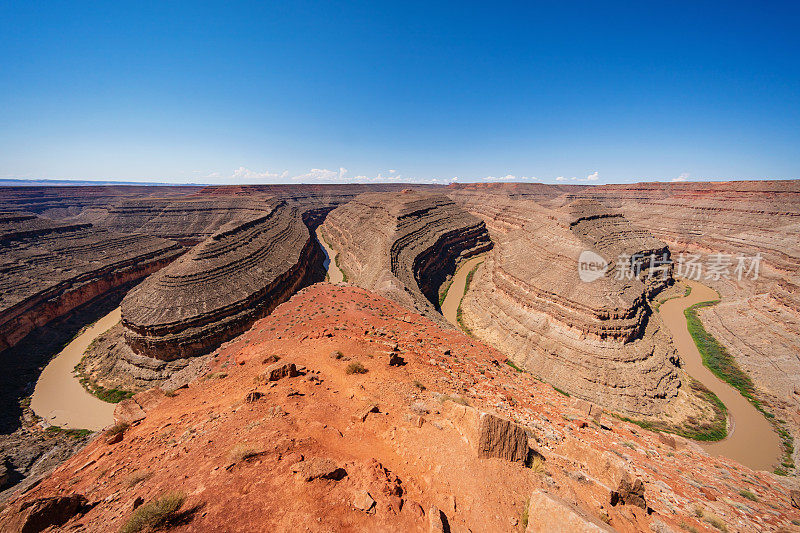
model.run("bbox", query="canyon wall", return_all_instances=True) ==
[120,200,328,361]
[447,190,683,417]
[320,191,492,322]
[0,212,182,352]
[578,180,800,466]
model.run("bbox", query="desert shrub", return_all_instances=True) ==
[228,443,261,463]
[119,492,186,533]
[439,394,469,406]
[527,455,545,475]
[703,514,728,532]
[345,361,367,374]
[125,470,153,488]
[739,489,758,502]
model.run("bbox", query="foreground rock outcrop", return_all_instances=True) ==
[0,212,182,352]
[321,191,492,322]
[1,284,796,532]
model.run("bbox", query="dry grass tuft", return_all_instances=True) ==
[119,492,185,533]
[228,443,261,463]
[345,361,367,375]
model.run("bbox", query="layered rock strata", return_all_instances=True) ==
[86,196,272,243]
[2,284,797,532]
[0,213,182,352]
[447,191,681,417]
[120,200,327,360]
[578,180,800,467]
[320,192,492,322]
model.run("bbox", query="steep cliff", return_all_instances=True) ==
[320,191,492,322]
[120,200,327,361]
[0,212,182,352]
[446,191,686,418]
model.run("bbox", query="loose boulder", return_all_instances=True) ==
[113,399,146,425]
[291,457,347,481]
[610,474,647,510]
[265,362,298,381]
[477,413,530,463]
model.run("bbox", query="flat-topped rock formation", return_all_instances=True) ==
[0,185,200,220]
[446,191,688,417]
[120,200,327,360]
[320,191,492,321]
[85,196,273,244]
[0,212,182,352]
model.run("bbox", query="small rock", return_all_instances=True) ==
[657,433,677,449]
[244,391,263,403]
[3,494,89,533]
[791,489,800,509]
[113,399,146,425]
[610,474,647,510]
[264,362,298,381]
[352,490,376,513]
[700,486,717,502]
[406,500,425,519]
[105,432,123,445]
[357,403,380,422]
[132,496,144,510]
[292,457,347,481]
[429,505,448,533]
[388,352,405,366]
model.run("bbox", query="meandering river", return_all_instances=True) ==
[30,307,119,431]
[441,256,483,327]
[659,279,781,471]
[316,227,344,283]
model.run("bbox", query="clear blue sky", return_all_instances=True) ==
[1,1,798,184]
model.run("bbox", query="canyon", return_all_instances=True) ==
[0,180,797,531]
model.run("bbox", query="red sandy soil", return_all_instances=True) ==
[2,284,798,532]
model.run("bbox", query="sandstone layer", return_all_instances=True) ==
[320,191,492,322]
[1,284,796,532]
[0,212,182,352]
[576,180,800,470]
[120,200,327,361]
[447,190,684,418]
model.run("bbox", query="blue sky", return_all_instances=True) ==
[1,1,798,184]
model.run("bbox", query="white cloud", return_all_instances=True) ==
[231,167,288,181]
[481,174,539,182]
[291,168,344,182]
[672,172,689,182]
[553,171,600,183]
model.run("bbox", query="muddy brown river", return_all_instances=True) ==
[316,227,344,283]
[30,307,119,431]
[659,279,781,471]
[442,256,484,327]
